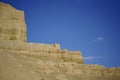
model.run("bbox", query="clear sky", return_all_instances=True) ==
[1,0,120,67]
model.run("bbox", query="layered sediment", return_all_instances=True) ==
[0,2,120,80]
[0,2,26,42]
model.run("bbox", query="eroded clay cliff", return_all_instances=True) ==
[0,2,27,42]
[0,2,120,80]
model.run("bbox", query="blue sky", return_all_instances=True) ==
[1,0,120,67]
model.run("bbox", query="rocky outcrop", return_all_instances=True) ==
[0,2,84,64]
[0,40,83,64]
[0,2,27,42]
[0,2,120,80]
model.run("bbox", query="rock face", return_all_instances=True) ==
[0,2,27,42]
[0,2,120,80]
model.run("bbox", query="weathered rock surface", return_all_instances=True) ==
[0,2,120,80]
[0,2,27,42]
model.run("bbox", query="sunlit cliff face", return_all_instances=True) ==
[0,2,27,42]
[0,2,120,80]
